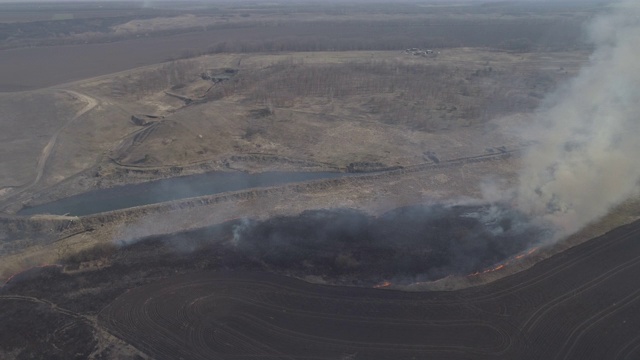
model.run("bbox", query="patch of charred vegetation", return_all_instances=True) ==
[0,216,92,258]
[0,297,97,360]
[62,242,118,268]
[231,205,548,285]
[3,220,258,314]
[2,204,545,325]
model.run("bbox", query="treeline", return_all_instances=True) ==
[243,60,454,104]
[110,60,202,99]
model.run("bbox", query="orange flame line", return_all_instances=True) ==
[373,281,392,288]
[467,247,540,277]
[2,264,62,288]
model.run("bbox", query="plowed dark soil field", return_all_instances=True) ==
[99,219,640,360]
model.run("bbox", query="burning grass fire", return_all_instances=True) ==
[229,203,551,287]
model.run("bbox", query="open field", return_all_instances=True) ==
[2,216,640,359]
[0,18,587,92]
[0,48,587,210]
[0,1,598,49]
[4,46,582,280]
[0,0,598,91]
[99,215,640,360]
[0,90,82,187]
[100,217,640,360]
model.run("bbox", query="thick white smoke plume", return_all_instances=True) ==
[517,0,640,237]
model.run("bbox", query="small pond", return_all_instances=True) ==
[19,171,349,216]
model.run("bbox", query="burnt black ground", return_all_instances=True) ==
[98,219,640,360]
[3,209,640,359]
[0,296,96,360]
[232,204,548,285]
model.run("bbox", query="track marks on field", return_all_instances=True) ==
[99,220,640,359]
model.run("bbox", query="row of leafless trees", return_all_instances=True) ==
[108,55,559,131]
[240,60,454,102]
[216,59,555,131]
[110,60,201,98]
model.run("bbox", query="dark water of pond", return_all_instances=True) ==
[18,171,348,216]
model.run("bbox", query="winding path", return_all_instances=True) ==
[32,90,98,187]
[0,90,97,206]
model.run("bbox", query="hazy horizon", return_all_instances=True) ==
[0,0,610,3]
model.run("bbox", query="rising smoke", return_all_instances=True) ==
[231,205,547,285]
[516,0,640,237]
[109,1,639,284]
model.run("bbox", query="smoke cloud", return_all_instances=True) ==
[231,205,547,285]
[516,0,640,236]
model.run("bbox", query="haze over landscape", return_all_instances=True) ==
[516,0,640,236]
[1,0,640,359]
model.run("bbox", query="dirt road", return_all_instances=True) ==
[0,90,97,206]
[33,90,98,186]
